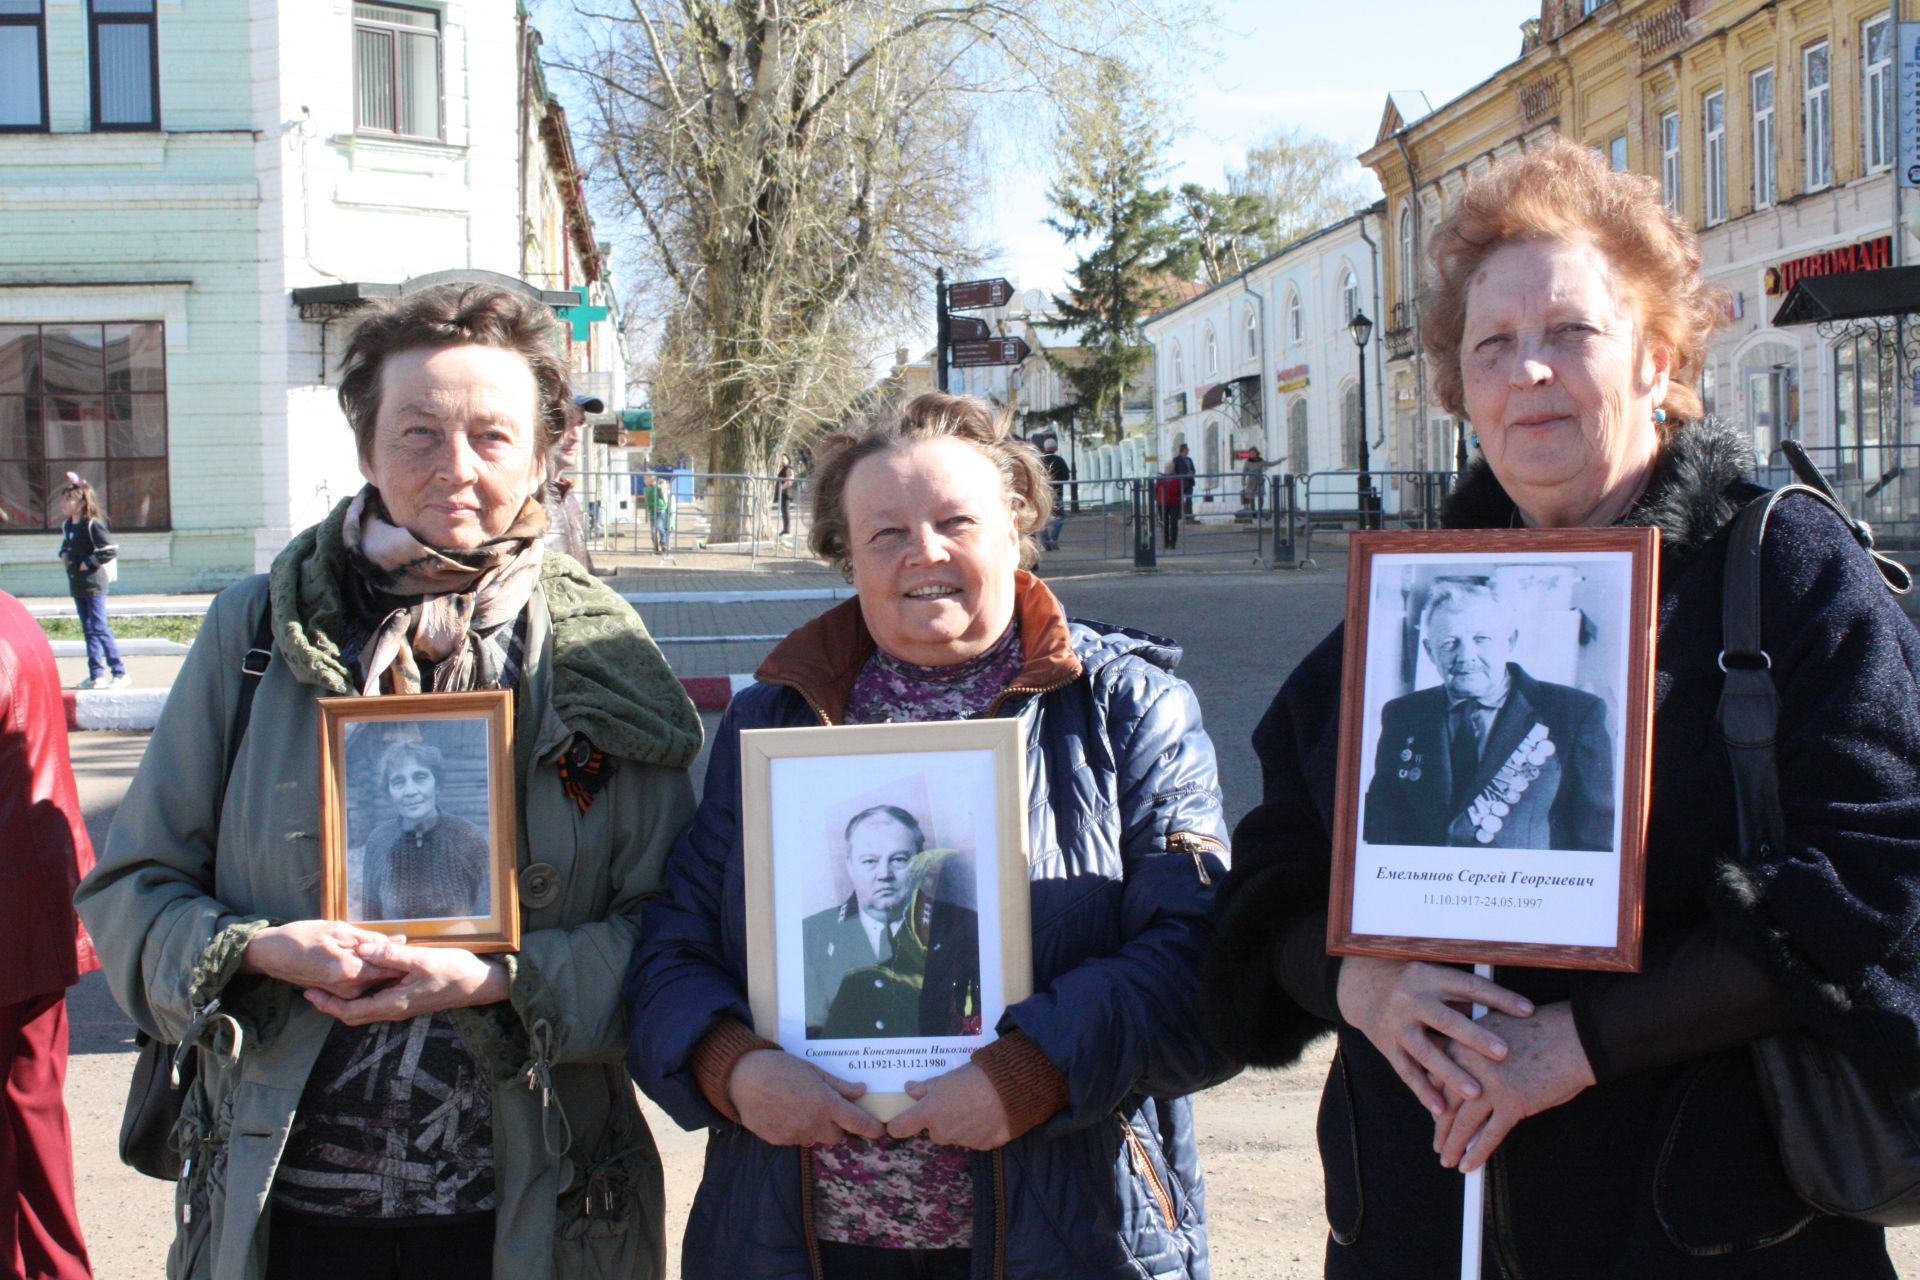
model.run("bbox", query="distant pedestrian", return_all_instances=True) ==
[646,471,673,554]
[56,475,127,690]
[1241,447,1267,509]
[1038,437,1070,551]
[0,588,98,1280]
[1172,443,1196,518]
[544,394,599,574]
[776,454,796,535]
[1155,462,1183,550]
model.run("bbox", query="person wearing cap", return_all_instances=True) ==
[545,393,600,573]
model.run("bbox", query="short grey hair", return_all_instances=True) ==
[1419,578,1513,639]
[843,804,927,854]
[377,739,446,789]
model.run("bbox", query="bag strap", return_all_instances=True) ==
[1718,474,1910,866]
[1778,440,1912,595]
[222,600,275,787]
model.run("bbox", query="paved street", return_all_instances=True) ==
[53,565,1920,1276]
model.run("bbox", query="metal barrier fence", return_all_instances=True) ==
[570,470,814,565]
[1756,442,1920,549]
[1290,468,1458,567]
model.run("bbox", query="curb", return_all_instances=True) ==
[66,675,756,730]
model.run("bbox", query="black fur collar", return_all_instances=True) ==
[1440,418,1762,559]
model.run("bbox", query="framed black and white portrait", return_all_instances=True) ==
[317,691,520,952]
[1329,529,1659,971]
[741,719,1033,1119]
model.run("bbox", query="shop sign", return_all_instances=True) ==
[1394,386,1417,403]
[1763,237,1891,296]
[1162,392,1189,419]
[1274,364,1310,394]
[1900,23,1920,188]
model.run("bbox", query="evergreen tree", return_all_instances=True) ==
[1167,182,1276,286]
[1044,60,1183,444]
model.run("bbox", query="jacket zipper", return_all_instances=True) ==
[984,676,1076,719]
[1165,830,1224,885]
[1117,1115,1176,1230]
[991,1148,1008,1280]
[800,1148,825,1280]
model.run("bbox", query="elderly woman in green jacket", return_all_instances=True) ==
[75,284,701,1280]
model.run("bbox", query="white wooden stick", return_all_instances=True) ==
[1460,961,1492,1280]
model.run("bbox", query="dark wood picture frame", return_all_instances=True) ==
[317,690,520,953]
[1328,528,1659,972]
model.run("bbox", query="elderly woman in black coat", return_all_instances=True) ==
[1206,137,1920,1277]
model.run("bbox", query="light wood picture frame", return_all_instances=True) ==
[741,719,1034,1120]
[317,690,520,953]
[1328,528,1659,972]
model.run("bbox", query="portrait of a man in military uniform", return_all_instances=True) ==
[802,804,981,1039]
[1363,579,1614,852]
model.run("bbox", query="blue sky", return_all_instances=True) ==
[982,0,1540,299]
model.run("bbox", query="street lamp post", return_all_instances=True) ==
[1349,309,1375,529]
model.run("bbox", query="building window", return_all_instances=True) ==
[1804,40,1831,192]
[1608,134,1627,172]
[1286,289,1303,345]
[354,2,441,139]
[0,1,46,131]
[1865,14,1894,174]
[1340,268,1359,323]
[1203,323,1218,375]
[1751,68,1775,210]
[1170,340,1184,389]
[1341,385,1360,467]
[1704,91,1727,225]
[1660,110,1680,209]
[0,323,170,532]
[1834,331,1895,479]
[1242,306,1259,361]
[90,0,157,130]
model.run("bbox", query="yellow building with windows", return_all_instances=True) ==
[1363,0,1909,483]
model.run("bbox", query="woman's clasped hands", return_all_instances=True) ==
[726,1051,1013,1151]
[1336,955,1595,1174]
[240,919,510,1025]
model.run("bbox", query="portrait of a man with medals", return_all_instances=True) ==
[1363,578,1614,852]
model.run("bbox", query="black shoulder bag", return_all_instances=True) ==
[1718,440,1920,1225]
[117,601,275,1180]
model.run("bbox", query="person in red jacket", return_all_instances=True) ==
[0,589,97,1280]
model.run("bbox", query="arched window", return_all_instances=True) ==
[1286,288,1303,344]
[1203,323,1219,375]
[1170,340,1184,389]
[1398,206,1415,308]
[1342,384,1361,467]
[1243,307,1259,360]
[1340,268,1360,323]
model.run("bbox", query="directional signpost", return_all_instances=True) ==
[936,271,1021,392]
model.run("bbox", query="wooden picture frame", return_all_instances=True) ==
[317,691,520,953]
[740,719,1034,1120]
[1328,528,1659,972]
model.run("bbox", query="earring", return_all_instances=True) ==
[1653,408,1668,425]
[1468,432,1481,449]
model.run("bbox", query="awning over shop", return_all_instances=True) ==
[1771,266,1920,327]
[291,269,581,320]
[1198,382,1226,409]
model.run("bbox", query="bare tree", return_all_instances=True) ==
[1228,127,1375,254]
[558,1,1203,535]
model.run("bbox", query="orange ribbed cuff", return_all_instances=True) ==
[972,1030,1070,1140]
[691,1017,779,1125]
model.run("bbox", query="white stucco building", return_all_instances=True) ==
[0,0,626,593]
[1143,206,1387,515]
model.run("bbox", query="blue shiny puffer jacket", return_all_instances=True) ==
[625,591,1233,1280]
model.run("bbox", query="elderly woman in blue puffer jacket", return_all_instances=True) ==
[625,393,1234,1280]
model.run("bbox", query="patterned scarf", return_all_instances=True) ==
[341,485,548,695]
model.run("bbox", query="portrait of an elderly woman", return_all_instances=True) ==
[75,284,702,1280]
[1206,138,1920,1277]
[357,739,489,922]
[625,393,1233,1279]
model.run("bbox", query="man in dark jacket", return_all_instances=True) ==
[1171,443,1196,517]
[0,591,96,1280]
[1037,438,1070,551]
[1363,581,1613,851]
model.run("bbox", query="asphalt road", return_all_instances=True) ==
[55,565,1920,1277]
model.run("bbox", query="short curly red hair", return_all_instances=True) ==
[1421,136,1725,424]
